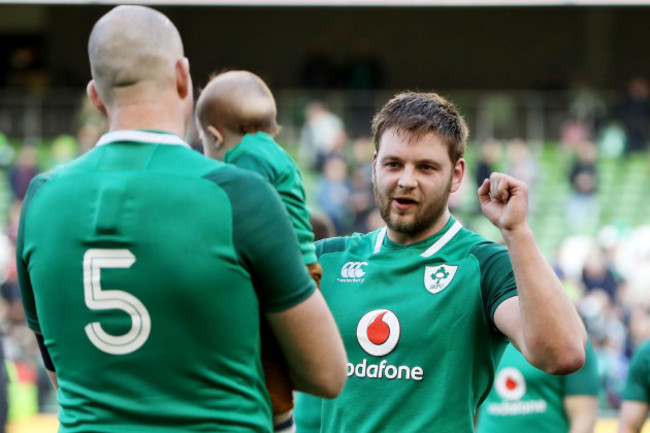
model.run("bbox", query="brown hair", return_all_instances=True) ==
[371,92,468,164]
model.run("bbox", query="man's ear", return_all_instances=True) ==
[450,158,466,193]
[176,57,191,99]
[371,151,378,184]
[207,125,224,147]
[86,80,107,116]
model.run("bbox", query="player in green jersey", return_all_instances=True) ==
[618,340,650,433]
[476,340,599,433]
[294,91,587,433]
[195,70,323,433]
[16,6,346,432]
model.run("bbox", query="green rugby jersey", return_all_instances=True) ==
[623,340,650,403]
[296,216,517,433]
[477,339,598,433]
[17,130,316,432]
[223,132,316,266]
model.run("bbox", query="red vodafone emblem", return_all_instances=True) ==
[356,309,400,357]
[495,367,526,400]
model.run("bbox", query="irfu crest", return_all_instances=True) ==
[424,264,458,294]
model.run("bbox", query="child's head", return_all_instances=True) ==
[196,70,280,160]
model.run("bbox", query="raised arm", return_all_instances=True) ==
[479,172,586,374]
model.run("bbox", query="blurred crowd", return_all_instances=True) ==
[0,75,650,424]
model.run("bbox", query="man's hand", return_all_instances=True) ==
[477,172,528,232]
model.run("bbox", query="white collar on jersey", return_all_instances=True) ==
[95,130,191,148]
[373,220,463,258]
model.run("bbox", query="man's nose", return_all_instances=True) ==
[397,167,417,189]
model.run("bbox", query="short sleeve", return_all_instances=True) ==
[470,241,518,332]
[16,172,54,332]
[203,167,316,312]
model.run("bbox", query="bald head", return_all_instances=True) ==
[196,70,279,138]
[88,5,185,104]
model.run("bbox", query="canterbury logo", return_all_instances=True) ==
[340,261,368,279]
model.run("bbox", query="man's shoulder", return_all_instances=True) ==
[458,228,507,258]
[202,160,269,188]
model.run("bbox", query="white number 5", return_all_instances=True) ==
[83,249,151,355]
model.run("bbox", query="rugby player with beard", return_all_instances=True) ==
[295,91,587,433]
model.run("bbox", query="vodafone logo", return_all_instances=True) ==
[356,309,400,357]
[494,367,526,400]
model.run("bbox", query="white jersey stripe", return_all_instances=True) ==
[420,221,463,258]
[372,220,462,257]
[96,130,191,148]
[373,226,387,254]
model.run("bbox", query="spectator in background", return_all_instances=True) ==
[561,116,590,151]
[626,306,650,357]
[475,139,502,189]
[581,245,620,303]
[619,77,650,154]
[315,156,352,235]
[0,134,15,171]
[505,139,538,213]
[8,146,39,201]
[348,137,375,233]
[477,339,599,433]
[578,289,629,409]
[475,139,502,213]
[299,101,346,171]
[566,140,599,234]
[567,75,607,141]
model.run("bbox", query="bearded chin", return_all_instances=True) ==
[373,178,452,238]
[381,204,445,236]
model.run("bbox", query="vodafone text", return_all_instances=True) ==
[347,359,423,381]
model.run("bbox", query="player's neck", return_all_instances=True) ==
[107,100,187,138]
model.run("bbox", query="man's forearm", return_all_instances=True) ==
[503,226,587,374]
